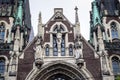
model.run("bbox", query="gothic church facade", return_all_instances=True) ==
[0,0,120,80]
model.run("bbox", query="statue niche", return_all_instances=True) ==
[34,36,44,68]
[74,35,83,59]
[74,34,84,68]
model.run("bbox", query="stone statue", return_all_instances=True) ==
[74,35,83,59]
[34,38,43,60]
[56,26,62,44]
[56,26,62,53]
[75,48,83,59]
[34,37,44,68]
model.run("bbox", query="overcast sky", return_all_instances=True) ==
[29,0,92,40]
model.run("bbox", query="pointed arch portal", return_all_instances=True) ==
[33,62,90,80]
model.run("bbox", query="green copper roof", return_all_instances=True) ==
[15,0,23,26]
[92,0,101,27]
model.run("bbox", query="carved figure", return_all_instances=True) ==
[34,37,43,60]
[74,35,83,59]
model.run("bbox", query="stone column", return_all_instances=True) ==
[93,32,97,50]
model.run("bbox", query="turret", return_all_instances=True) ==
[90,0,106,51]
[9,0,24,79]
[92,1,101,26]
[15,0,23,26]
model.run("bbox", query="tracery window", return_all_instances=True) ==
[111,22,118,39]
[61,35,65,56]
[53,24,66,56]
[69,45,73,56]
[53,34,58,56]
[112,57,120,75]
[45,45,49,56]
[0,23,5,43]
[0,58,5,74]
[53,25,64,32]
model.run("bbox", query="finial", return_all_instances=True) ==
[38,12,42,37]
[75,6,78,11]
[38,12,42,23]
[75,6,79,24]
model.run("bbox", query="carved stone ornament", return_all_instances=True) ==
[35,58,44,68]
[76,59,84,68]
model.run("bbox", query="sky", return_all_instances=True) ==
[29,0,92,40]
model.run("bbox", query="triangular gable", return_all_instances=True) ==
[44,8,73,27]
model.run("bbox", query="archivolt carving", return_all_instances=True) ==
[26,61,94,80]
[34,62,84,80]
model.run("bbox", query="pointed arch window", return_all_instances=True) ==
[112,57,120,75]
[45,45,49,56]
[0,22,5,43]
[53,25,64,32]
[111,22,119,39]
[0,58,5,74]
[69,45,73,56]
[53,34,58,56]
[53,24,66,56]
[61,35,65,56]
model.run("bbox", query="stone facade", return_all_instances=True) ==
[0,0,120,80]
[0,0,32,80]
[21,8,101,80]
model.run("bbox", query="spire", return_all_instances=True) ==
[15,0,23,26]
[37,12,43,36]
[74,6,80,36]
[75,6,80,24]
[92,0,101,27]
[39,12,42,24]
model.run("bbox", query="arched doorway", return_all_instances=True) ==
[34,62,86,80]
[26,61,94,80]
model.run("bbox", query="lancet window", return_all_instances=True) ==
[0,23,5,43]
[111,22,119,39]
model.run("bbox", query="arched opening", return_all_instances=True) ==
[110,22,119,39]
[34,62,87,80]
[112,56,120,75]
[0,22,5,43]
[69,44,73,56]
[53,24,66,56]
[61,34,65,56]
[0,57,5,74]
[53,34,58,56]
[0,57,5,80]
[45,44,49,56]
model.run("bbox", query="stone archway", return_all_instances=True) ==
[34,62,86,80]
[26,61,94,80]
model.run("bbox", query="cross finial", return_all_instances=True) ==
[75,6,78,11]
